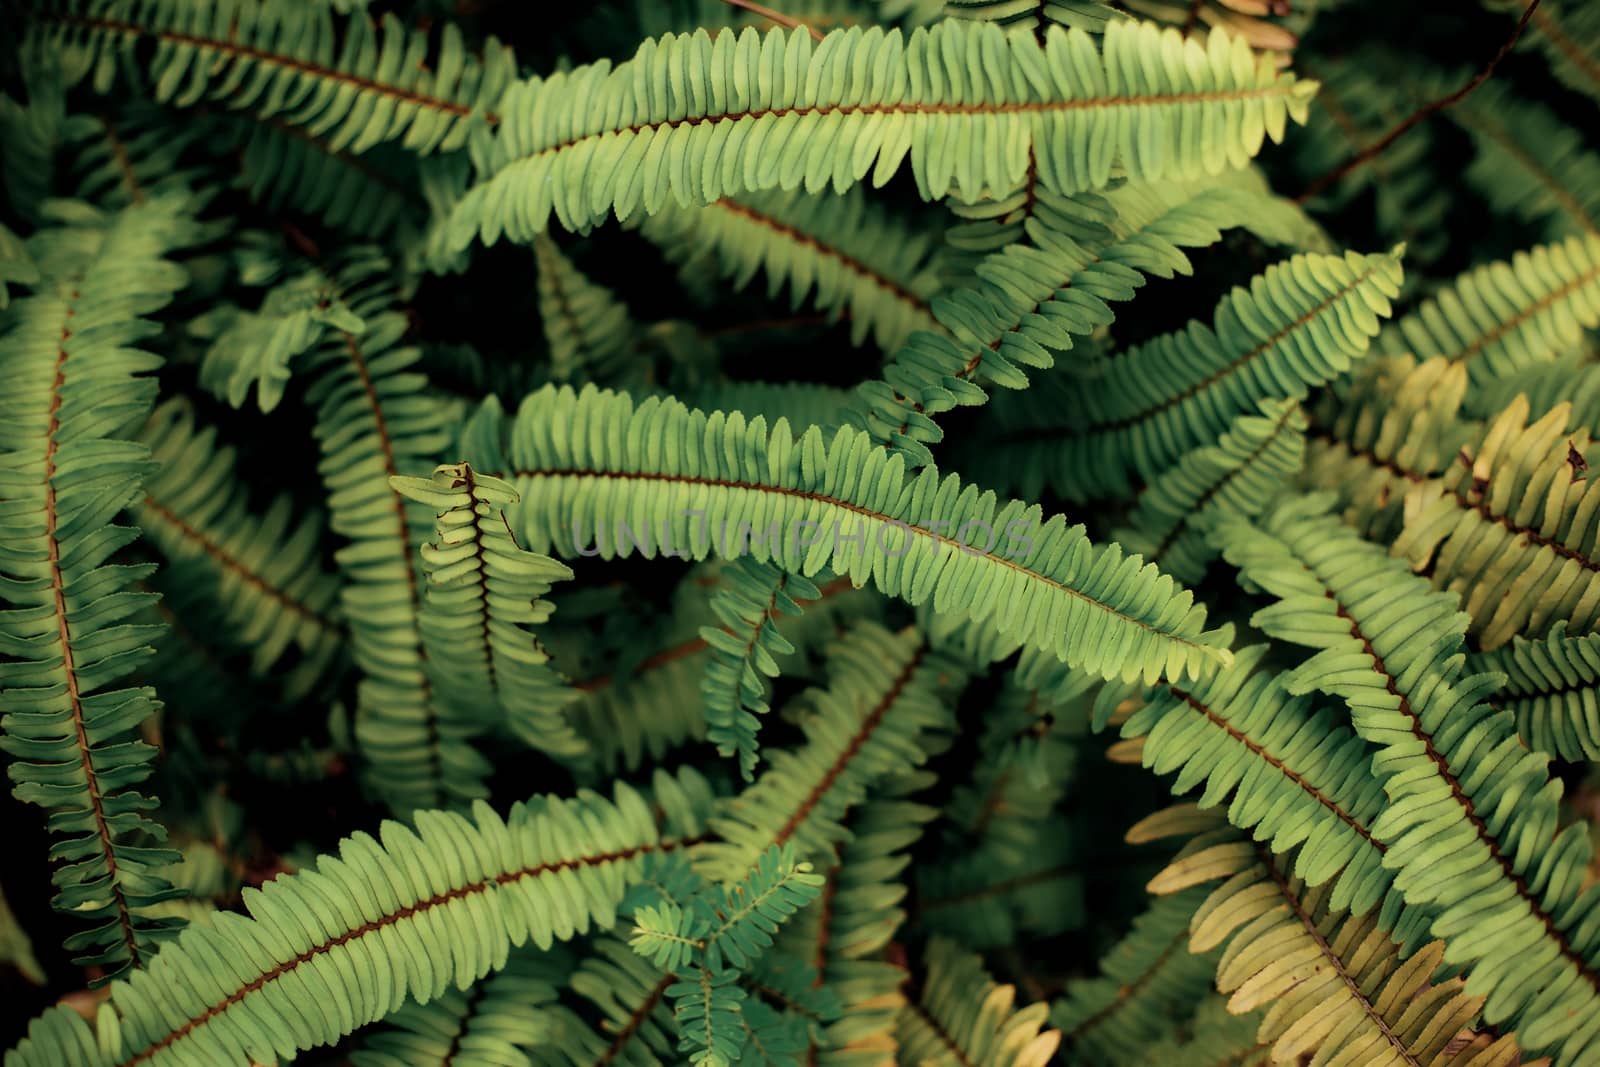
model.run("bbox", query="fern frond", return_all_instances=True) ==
[851,176,1317,467]
[5,784,680,1067]
[1155,834,1542,1067]
[1051,887,1218,1064]
[468,383,1231,685]
[965,247,1404,501]
[1393,395,1600,648]
[533,234,641,385]
[350,949,565,1067]
[289,257,462,812]
[1116,398,1307,585]
[898,937,1061,1067]
[1470,623,1600,762]
[637,188,942,353]
[232,116,421,238]
[775,774,935,1066]
[1219,492,1600,1063]
[450,20,1313,244]
[1122,645,1410,930]
[700,558,823,780]
[134,397,343,698]
[1451,82,1600,242]
[197,249,378,412]
[0,194,202,979]
[391,462,588,760]
[548,936,677,1065]
[30,0,516,155]
[698,623,958,880]
[1300,354,1473,540]
[1133,996,1270,1067]
[1478,354,1600,440]
[1380,233,1600,407]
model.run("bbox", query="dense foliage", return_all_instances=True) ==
[1,0,1598,1064]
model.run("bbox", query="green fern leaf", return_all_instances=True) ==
[450,20,1314,244]
[0,194,200,979]
[391,462,589,759]
[465,383,1231,685]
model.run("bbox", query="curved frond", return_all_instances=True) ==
[638,188,942,353]
[1380,234,1600,407]
[1116,398,1308,585]
[1393,395,1600,649]
[1218,492,1600,1063]
[30,0,516,155]
[1469,623,1600,763]
[0,195,200,979]
[1155,833,1542,1067]
[697,622,959,880]
[533,234,641,385]
[852,176,1318,467]
[466,383,1231,685]
[390,462,588,760]
[966,247,1403,501]
[450,20,1313,243]
[897,937,1061,1067]
[5,784,679,1067]
[699,557,823,780]
[1051,887,1218,1064]
[134,397,343,698]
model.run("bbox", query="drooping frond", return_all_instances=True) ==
[637,188,942,353]
[0,194,201,979]
[134,397,343,699]
[850,176,1319,467]
[1051,887,1219,1064]
[897,936,1061,1067]
[1300,355,1472,540]
[390,462,589,760]
[1378,233,1600,407]
[1478,354,1600,439]
[466,383,1231,685]
[1393,395,1600,649]
[29,0,517,156]
[5,783,682,1067]
[699,557,824,780]
[449,20,1314,244]
[1218,492,1600,1063]
[1469,623,1600,762]
[1154,832,1543,1067]
[533,234,641,385]
[965,247,1404,501]
[698,622,960,880]
[1115,398,1307,585]
[1451,82,1600,242]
